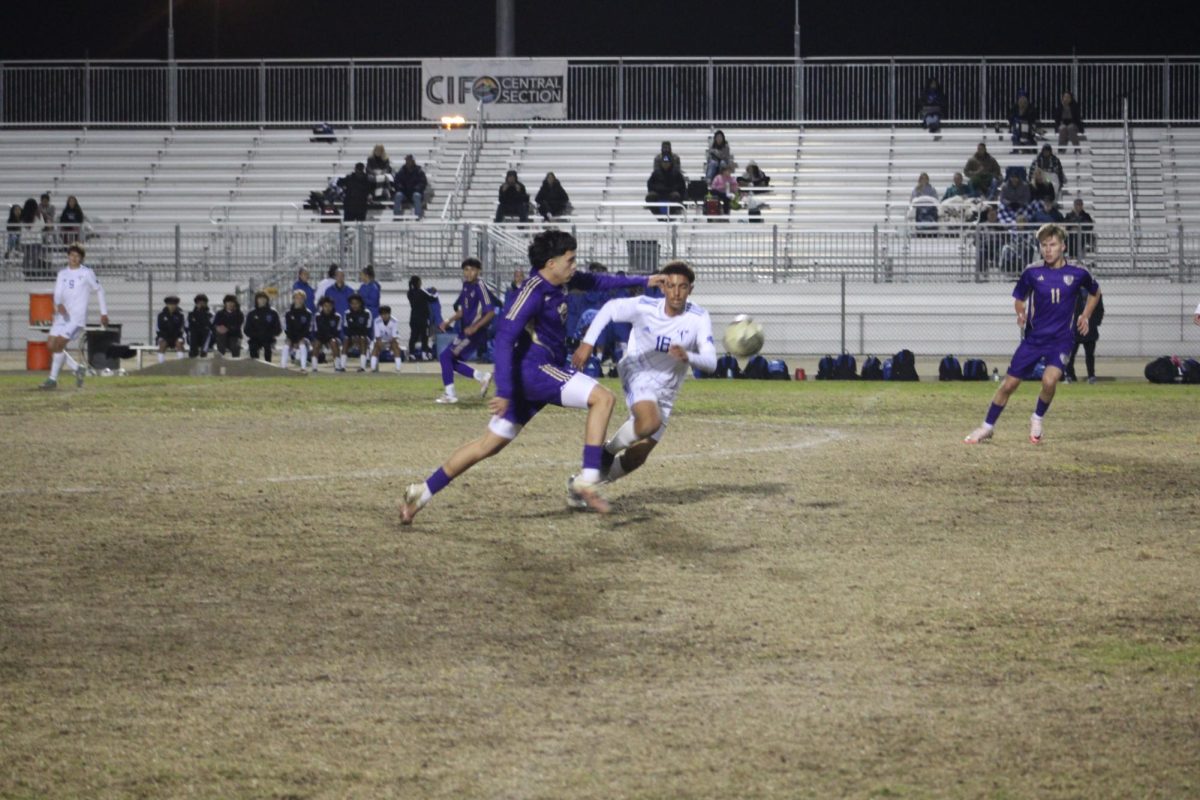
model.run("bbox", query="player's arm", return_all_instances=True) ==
[671,311,718,372]
[570,271,666,294]
[89,272,109,325]
[54,272,68,320]
[1011,269,1032,329]
[572,297,639,368]
[466,308,495,336]
[490,285,541,413]
[440,291,466,332]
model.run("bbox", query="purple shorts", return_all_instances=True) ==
[444,330,489,360]
[1007,337,1073,379]
[489,358,599,439]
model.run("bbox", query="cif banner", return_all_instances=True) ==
[422,59,568,121]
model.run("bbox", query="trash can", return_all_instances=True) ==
[85,324,123,371]
[626,240,660,273]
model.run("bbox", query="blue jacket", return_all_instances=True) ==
[324,283,354,318]
[358,280,381,318]
[293,280,315,312]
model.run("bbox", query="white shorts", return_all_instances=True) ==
[620,366,676,442]
[49,319,84,342]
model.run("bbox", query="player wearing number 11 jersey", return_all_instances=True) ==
[568,261,716,505]
[965,223,1100,444]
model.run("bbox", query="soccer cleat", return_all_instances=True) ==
[37,378,58,391]
[399,483,425,525]
[477,371,493,398]
[356,367,366,373]
[1087,376,1097,385]
[964,425,993,444]
[434,393,458,404]
[299,367,309,375]
[565,475,590,510]
[1029,414,1044,444]
[74,365,86,388]
[569,476,611,514]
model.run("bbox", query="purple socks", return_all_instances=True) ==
[426,467,452,497]
[1035,397,1051,417]
[582,445,603,471]
[985,402,1005,426]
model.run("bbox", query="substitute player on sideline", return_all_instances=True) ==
[400,230,666,523]
[435,257,500,403]
[567,261,716,506]
[965,223,1099,444]
[40,243,108,390]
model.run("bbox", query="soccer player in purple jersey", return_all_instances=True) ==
[965,223,1100,444]
[400,230,667,523]
[435,257,501,403]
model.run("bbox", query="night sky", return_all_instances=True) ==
[2,0,1194,61]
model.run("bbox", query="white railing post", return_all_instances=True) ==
[1122,96,1136,270]
[258,61,267,125]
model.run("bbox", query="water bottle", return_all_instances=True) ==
[992,368,1001,382]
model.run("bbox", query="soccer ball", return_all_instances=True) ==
[723,314,765,357]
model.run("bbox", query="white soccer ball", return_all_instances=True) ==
[723,316,765,357]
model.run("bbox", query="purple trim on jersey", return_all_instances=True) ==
[1007,337,1073,379]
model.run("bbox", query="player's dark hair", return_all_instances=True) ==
[348,293,363,306]
[661,261,695,284]
[223,294,238,305]
[379,305,391,315]
[66,243,85,258]
[319,296,334,308]
[527,229,577,272]
[409,275,422,289]
[254,291,269,303]
[194,293,208,303]
[461,257,482,270]
[327,264,338,278]
[362,264,375,279]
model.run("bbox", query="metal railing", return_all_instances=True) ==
[439,101,487,220]
[2,57,1199,126]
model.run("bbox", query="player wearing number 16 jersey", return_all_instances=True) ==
[965,223,1099,444]
[568,261,716,505]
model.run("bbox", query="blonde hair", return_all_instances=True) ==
[1036,223,1066,243]
[372,144,387,159]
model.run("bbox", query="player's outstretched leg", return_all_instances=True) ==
[568,385,617,514]
[965,375,1021,443]
[1029,366,1061,444]
[400,430,512,525]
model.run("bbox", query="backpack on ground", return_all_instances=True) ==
[834,353,858,380]
[938,355,963,381]
[816,355,836,380]
[890,349,919,381]
[1144,356,1179,384]
[861,355,884,380]
[742,354,770,380]
[715,354,741,379]
[1181,358,1200,384]
[962,358,989,380]
[767,359,790,380]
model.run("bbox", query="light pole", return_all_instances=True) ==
[496,0,515,57]
[168,0,178,122]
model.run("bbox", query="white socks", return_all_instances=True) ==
[62,352,79,371]
[370,355,379,370]
[298,343,308,370]
[444,384,457,399]
[360,355,368,370]
[281,344,291,367]
[580,468,602,484]
[419,484,433,505]
[49,351,65,380]
[605,418,639,454]
[176,350,185,360]
[157,352,165,364]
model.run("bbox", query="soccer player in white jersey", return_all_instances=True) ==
[41,243,108,390]
[567,261,716,506]
[370,305,404,372]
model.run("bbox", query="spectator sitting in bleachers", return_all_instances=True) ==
[710,165,740,214]
[1008,90,1040,153]
[392,154,427,219]
[366,144,393,201]
[652,141,677,172]
[1031,198,1064,224]
[213,294,245,357]
[910,172,939,229]
[964,143,1002,197]
[38,193,56,227]
[6,204,23,256]
[645,159,686,218]
[535,172,572,220]
[187,294,213,358]
[911,172,939,202]
[58,196,86,244]
[338,163,371,222]
[1030,168,1057,205]
[920,77,946,134]
[367,144,391,173]
[942,172,979,200]
[739,161,770,187]
[19,198,47,279]
[1000,215,1038,273]
[358,265,381,320]
[1053,91,1085,152]
[293,267,315,312]
[1064,198,1095,257]
[999,169,1032,213]
[325,268,354,318]
[494,170,531,223]
[1030,144,1066,196]
[705,130,734,183]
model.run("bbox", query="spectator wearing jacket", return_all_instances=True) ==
[366,144,393,201]
[645,159,686,218]
[739,161,770,187]
[243,291,282,362]
[19,198,47,279]
[344,293,374,372]
[911,172,939,202]
[920,77,946,134]
[338,163,371,222]
[1000,170,1032,213]
[1053,91,1085,151]
[1030,168,1057,205]
[710,165,740,214]
[358,265,381,319]
[293,267,316,312]
[494,170,530,223]
[1030,198,1064,224]
[1064,198,1096,257]
[156,296,186,363]
[212,294,245,357]
[5,204,21,256]
[942,172,979,200]
[975,206,1005,277]
[187,294,213,358]
[406,275,433,361]
[652,141,678,172]
[704,130,734,183]
[1030,144,1067,195]
[282,290,314,372]
[59,196,86,244]
[38,193,56,228]
[964,143,1002,197]
[535,172,572,220]
[1066,292,1104,383]
[1008,91,1040,152]
[366,144,391,173]
[324,268,354,318]
[392,154,427,219]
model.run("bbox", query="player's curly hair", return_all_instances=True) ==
[527,229,577,271]
[66,243,86,258]
[661,260,695,284]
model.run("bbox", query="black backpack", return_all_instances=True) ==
[891,349,919,381]
[962,358,989,380]
[861,355,884,380]
[742,355,770,380]
[834,353,858,380]
[1144,356,1179,384]
[938,355,963,381]
[1182,358,1200,384]
[715,354,741,379]
[767,359,790,380]
[816,355,836,380]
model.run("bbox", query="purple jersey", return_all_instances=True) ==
[456,280,500,328]
[494,271,648,400]
[1012,262,1099,345]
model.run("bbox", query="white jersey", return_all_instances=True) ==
[315,277,336,303]
[53,265,107,327]
[582,296,717,394]
[373,316,399,342]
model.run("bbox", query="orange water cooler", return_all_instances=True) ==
[26,293,54,371]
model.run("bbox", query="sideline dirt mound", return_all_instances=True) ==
[135,356,299,378]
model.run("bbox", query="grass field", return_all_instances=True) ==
[1,372,1198,799]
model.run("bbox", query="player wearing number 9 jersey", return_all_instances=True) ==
[567,261,716,506]
[965,223,1099,445]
